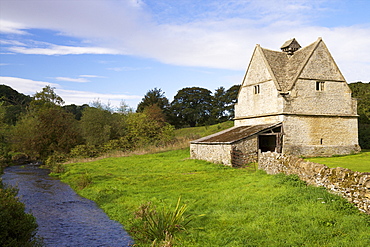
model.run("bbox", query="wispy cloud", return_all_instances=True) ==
[0,76,142,106]
[7,44,120,55]
[0,76,59,95]
[0,20,28,34]
[55,77,90,83]
[80,75,105,78]
[107,67,151,72]
[1,0,369,81]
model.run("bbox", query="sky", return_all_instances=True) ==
[1,0,370,110]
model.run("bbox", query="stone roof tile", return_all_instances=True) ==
[190,123,281,144]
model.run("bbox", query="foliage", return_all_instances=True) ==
[31,85,64,108]
[349,82,370,148]
[306,149,370,172]
[137,88,169,114]
[130,198,192,246]
[0,181,42,247]
[169,87,213,128]
[349,82,370,124]
[125,110,175,148]
[0,84,31,125]
[211,85,240,123]
[11,106,82,159]
[62,104,89,120]
[70,144,102,158]
[79,106,125,146]
[61,149,370,246]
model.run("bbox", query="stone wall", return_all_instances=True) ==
[258,151,370,214]
[190,136,259,167]
[282,115,360,156]
[190,143,233,166]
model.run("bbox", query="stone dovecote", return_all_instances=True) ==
[191,38,360,166]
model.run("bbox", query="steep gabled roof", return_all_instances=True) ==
[190,123,281,144]
[258,38,321,92]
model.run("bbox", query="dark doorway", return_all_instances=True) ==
[259,135,277,152]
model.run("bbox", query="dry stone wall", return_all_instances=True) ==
[258,151,370,214]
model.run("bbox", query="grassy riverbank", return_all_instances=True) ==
[59,148,370,246]
[306,150,370,173]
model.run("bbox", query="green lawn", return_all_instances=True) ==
[306,150,370,173]
[60,149,370,246]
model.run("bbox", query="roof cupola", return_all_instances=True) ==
[280,38,301,55]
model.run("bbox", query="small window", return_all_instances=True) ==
[320,138,323,145]
[254,85,260,94]
[316,81,325,91]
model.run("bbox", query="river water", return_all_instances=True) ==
[2,164,133,247]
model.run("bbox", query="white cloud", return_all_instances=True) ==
[0,20,28,34]
[0,76,141,107]
[80,75,105,78]
[55,77,90,83]
[7,44,120,56]
[0,76,58,95]
[0,0,369,82]
[107,67,151,72]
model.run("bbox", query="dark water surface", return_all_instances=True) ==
[2,164,133,247]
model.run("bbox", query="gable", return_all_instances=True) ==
[241,46,273,87]
[298,41,345,82]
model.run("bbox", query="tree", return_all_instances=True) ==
[136,88,169,113]
[224,84,241,120]
[211,86,227,123]
[0,85,32,125]
[79,106,125,146]
[11,107,81,159]
[62,104,89,120]
[32,85,64,107]
[169,87,213,127]
[11,86,81,159]
[348,81,370,149]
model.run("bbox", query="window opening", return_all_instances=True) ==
[254,85,260,94]
[316,81,325,91]
[320,138,323,145]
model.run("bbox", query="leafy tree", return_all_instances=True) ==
[224,84,240,120]
[136,88,169,113]
[11,107,82,159]
[79,107,125,146]
[11,86,81,159]
[169,87,213,127]
[0,85,32,125]
[349,81,370,149]
[62,104,89,120]
[125,110,174,148]
[31,85,64,108]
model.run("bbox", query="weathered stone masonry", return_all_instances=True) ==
[258,151,370,214]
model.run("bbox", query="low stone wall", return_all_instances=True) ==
[258,151,370,214]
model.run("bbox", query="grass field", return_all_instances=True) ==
[59,148,370,246]
[306,150,370,173]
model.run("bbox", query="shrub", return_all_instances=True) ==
[70,144,101,158]
[76,171,93,190]
[130,198,192,246]
[0,181,42,246]
[45,152,69,173]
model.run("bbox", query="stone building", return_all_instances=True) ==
[191,38,360,166]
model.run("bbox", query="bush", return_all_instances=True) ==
[70,144,101,158]
[45,152,69,173]
[130,198,192,246]
[0,181,42,246]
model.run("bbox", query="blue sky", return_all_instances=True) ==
[1,0,369,110]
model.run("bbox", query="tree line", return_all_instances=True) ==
[0,81,369,165]
[0,84,240,164]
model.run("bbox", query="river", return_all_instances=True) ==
[2,164,133,247]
